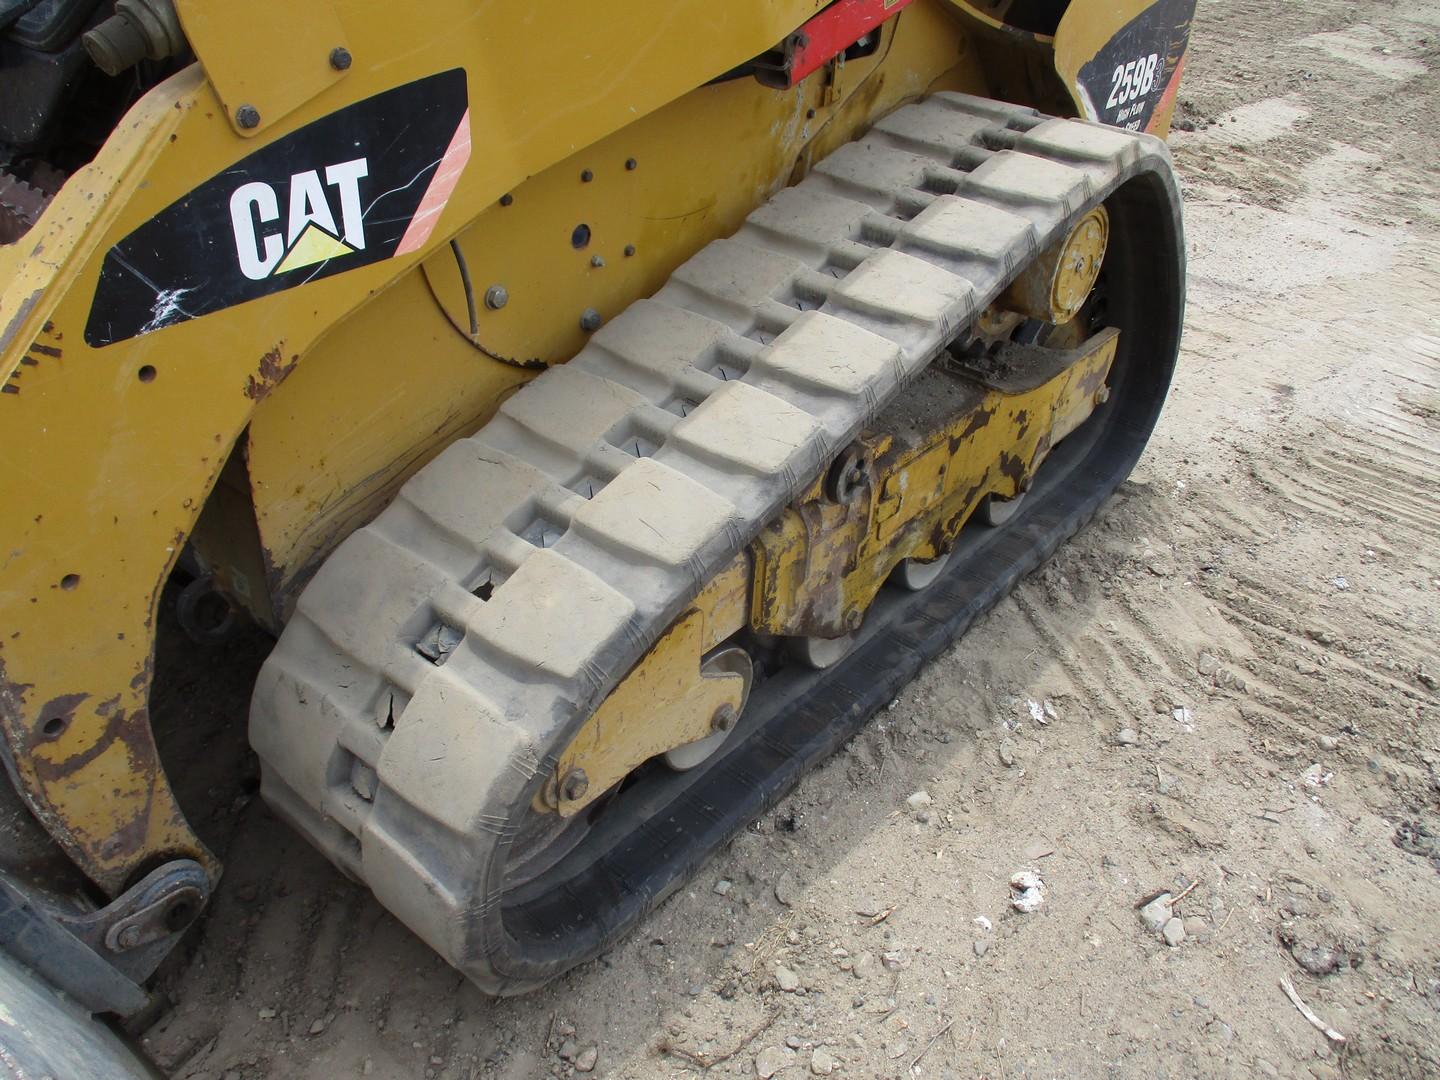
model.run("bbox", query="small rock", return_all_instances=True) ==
[558,1038,578,1062]
[915,809,932,824]
[1139,894,1173,933]
[880,951,905,971]
[1205,1019,1234,1043]
[972,939,990,957]
[851,952,874,980]
[774,871,799,907]
[811,1048,837,1076]
[905,791,932,812]
[1182,916,1209,942]
[847,1034,866,1050]
[1043,699,1059,722]
[775,965,801,992]
[755,1046,788,1079]
[998,740,1016,768]
[258,1007,277,1021]
[308,1018,326,1036]
[1318,735,1339,752]
[1197,651,1219,676]
[714,878,734,896]
[574,1046,598,1073]
[1114,728,1140,747]
[557,1021,576,1038]
[1291,943,1343,977]
[1009,870,1046,913]
[786,1036,807,1050]
[1162,917,1186,947]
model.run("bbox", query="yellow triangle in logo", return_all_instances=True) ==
[274,223,355,275]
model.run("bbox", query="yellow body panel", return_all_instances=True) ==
[0,0,1188,895]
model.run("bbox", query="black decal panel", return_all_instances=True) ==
[1078,0,1195,132]
[85,68,469,347]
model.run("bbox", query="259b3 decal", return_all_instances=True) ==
[85,69,471,347]
[1078,0,1196,133]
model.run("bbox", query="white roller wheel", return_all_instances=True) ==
[662,647,752,772]
[980,491,1026,527]
[787,632,857,671]
[892,549,953,592]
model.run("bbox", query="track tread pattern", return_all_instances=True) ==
[250,93,1177,992]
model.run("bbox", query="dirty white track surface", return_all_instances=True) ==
[144,0,1439,1075]
[249,92,1172,996]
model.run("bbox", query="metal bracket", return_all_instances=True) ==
[0,859,210,1016]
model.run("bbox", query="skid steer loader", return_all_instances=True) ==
[0,0,1191,1065]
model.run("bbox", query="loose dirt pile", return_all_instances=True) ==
[143,1,1440,1076]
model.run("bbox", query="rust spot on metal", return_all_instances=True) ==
[243,345,299,401]
[957,406,993,441]
[998,451,1026,486]
[29,691,87,750]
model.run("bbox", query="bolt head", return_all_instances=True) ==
[625,157,638,171]
[117,925,141,950]
[624,244,637,257]
[579,308,603,332]
[235,104,260,130]
[560,769,589,802]
[329,46,352,71]
[590,255,605,268]
[712,704,738,733]
[484,284,509,310]
[580,168,594,183]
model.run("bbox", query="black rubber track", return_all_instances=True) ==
[499,170,1185,986]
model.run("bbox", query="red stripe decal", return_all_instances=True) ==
[395,108,473,257]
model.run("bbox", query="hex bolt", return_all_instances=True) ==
[484,285,509,310]
[712,703,738,734]
[624,244,636,257]
[117,925,141,950]
[234,104,260,129]
[329,46,352,70]
[560,768,589,802]
[579,308,603,332]
[590,255,605,268]
[499,193,514,207]
[580,168,594,183]
[625,157,638,171]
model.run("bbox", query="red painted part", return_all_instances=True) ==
[788,0,916,86]
[1146,54,1187,133]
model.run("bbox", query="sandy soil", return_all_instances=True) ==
[140,1,1440,1076]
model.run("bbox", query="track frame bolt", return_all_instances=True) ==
[235,104,260,129]
[329,46,352,71]
[484,285,509,310]
[560,768,589,802]
[580,308,603,332]
[711,703,738,734]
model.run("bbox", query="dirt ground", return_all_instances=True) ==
[139,1,1440,1076]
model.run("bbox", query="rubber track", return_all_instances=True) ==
[250,93,1181,993]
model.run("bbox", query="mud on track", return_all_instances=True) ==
[143,1,1440,1076]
